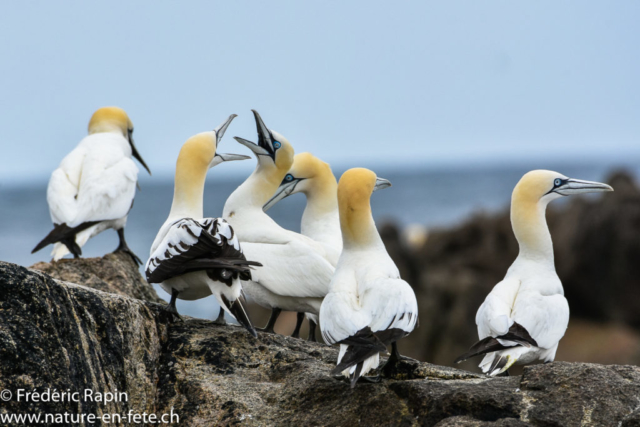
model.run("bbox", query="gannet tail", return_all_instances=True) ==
[480,347,525,376]
[33,221,99,257]
[455,322,538,364]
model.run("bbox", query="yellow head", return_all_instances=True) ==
[338,168,391,246]
[233,110,296,204]
[88,106,132,137]
[289,153,333,186]
[269,130,295,174]
[176,132,218,173]
[511,169,613,253]
[170,115,247,217]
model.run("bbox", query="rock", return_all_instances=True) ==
[30,251,163,304]
[3,258,640,426]
[0,260,167,425]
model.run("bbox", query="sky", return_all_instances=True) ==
[0,1,639,183]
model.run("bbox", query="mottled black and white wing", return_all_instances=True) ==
[145,218,261,285]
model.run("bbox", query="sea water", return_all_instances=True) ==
[1,162,635,319]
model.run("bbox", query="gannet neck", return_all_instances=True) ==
[511,184,554,264]
[169,133,217,219]
[338,168,384,250]
[303,170,339,220]
[226,152,292,213]
[88,106,131,138]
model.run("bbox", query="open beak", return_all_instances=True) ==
[129,134,151,175]
[233,110,277,159]
[211,153,251,168]
[263,179,302,212]
[214,114,238,143]
[554,179,614,196]
[373,177,392,192]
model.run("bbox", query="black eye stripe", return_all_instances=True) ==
[554,178,567,188]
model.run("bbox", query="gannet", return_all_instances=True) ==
[263,152,341,341]
[455,170,613,376]
[320,168,419,388]
[32,107,151,264]
[223,110,335,334]
[145,115,259,336]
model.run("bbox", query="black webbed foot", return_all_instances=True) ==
[307,318,318,342]
[380,342,401,377]
[114,228,142,265]
[163,289,183,323]
[257,308,281,334]
[291,312,304,339]
[214,307,226,325]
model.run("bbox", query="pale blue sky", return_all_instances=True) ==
[1,1,639,183]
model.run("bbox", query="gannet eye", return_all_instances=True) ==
[285,174,293,182]
[554,178,562,187]
[273,141,281,149]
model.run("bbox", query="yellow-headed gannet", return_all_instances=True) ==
[32,107,151,264]
[320,168,418,388]
[455,170,613,376]
[223,110,335,334]
[145,115,260,336]
[263,152,341,341]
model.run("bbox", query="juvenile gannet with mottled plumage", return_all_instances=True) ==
[455,170,613,376]
[32,107,151,264]
[320,168,418,388]
[263,152,341,341]
[223,110,335,334]
[145,115,259,336]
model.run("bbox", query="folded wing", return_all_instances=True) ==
[146,218,261,284]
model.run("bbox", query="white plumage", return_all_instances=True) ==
[47,133,138,259]
[223,110,335,333]
[262,152,342,339]
[319,168,418,388]
[457,170,613,375]
[33,107,149,263]
[144,119,258,336]
[146,217,256,330]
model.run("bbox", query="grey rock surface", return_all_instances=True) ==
[2,258,640,426]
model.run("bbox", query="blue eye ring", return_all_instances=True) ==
[273,141,281,149]
[285,174,294,181]
[554,178,562,186]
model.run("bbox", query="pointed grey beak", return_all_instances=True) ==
[128,131,151,175]
[233,110,278,160]
[263,179,302,212]
[211,153,251,168]
[214,114,238,143]
[373,177,392,192]
[234,136,270,156]
[252,109,275,155]
[226,298,258,338]
[554,178,614,196]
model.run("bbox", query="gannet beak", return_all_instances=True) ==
[234,136,270,156]
[373,177,392,192]
[128,133,151,175]
[228,300,258,338]
[211,153,251,168]
[263,178,303,212]
[213,114,238,143]
[554,179,614,196]
[233,110,277,159]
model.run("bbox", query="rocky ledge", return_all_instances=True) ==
[1,256,640,426]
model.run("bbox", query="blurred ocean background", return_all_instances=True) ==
[2,159,638,321]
